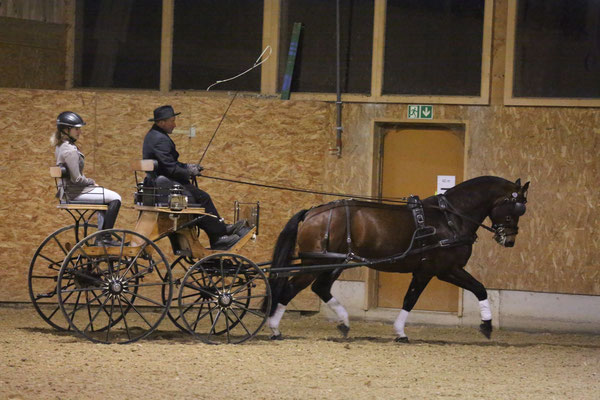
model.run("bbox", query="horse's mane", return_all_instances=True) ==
[443,176,513,196]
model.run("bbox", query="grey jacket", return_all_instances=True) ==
[55,141,95,199]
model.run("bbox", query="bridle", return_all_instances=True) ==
[435,192,527,240]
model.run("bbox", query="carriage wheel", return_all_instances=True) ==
[166,256,250,334]
[56,229,173,344]
[178,253,270,344]
[28,223,97,331]
[164,256,196,332]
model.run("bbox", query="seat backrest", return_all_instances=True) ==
[50,166,67,178]
[131,159,158,172]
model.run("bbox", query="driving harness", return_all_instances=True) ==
[299,196,477,265]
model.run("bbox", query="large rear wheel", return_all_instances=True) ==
[178,253,270,344]
[57,229,173,344]
[164,256,195,332]
[28,223,97,330]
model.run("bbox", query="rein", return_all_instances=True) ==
[200,172,497,234]
[200,173,410,203]
[432,195,496,234]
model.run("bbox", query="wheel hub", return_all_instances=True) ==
[218,293,233,308]
[107,279,125,295]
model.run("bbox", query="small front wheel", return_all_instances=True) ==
[56,229,173,344]
[178,253,270,344]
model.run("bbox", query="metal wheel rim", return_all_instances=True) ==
[57,229,173,344]
[178,253,270,344]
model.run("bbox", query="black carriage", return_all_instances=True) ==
[29,161,268,344]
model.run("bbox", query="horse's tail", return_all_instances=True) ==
[263,209,309,317]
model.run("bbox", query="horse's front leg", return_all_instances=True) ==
[437,267,492,339]
[394,273,433,343]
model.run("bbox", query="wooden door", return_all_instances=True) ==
[377,125,464,312]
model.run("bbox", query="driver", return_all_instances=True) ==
[142,105,247,250]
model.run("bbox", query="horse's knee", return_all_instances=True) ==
[472,283,487,301]
[311,279,333,302]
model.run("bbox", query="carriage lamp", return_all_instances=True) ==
[169,185,188,211]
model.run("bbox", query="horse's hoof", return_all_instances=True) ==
[270,334,283,341]
[395,336,409,343]
[479,320,492,339]
[337,323,350,338]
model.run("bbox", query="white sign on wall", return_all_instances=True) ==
[437,175,455,194]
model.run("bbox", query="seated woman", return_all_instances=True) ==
[51,111,122,245]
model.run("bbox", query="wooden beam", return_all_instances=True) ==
[370,0,386,98]
[261,0,280,94]
[160,0,174,93]
[64,0,75,89]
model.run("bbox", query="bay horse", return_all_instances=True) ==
[266,176,529,342]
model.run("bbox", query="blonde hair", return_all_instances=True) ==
[50,130,61,147]
[50,128,70,147]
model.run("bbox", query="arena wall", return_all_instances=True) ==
[0,88,597,305]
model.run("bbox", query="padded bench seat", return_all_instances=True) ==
[56,203,108,211]
[133,204,206,214]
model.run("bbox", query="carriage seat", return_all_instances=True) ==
[50,166,108,210]
[132,159,205,209]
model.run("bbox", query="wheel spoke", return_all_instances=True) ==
[231,300,268,318]
[121,289,165,308]
[116,296,132,341]
[208,308,224,339]
[227,306,251,337]
[119,295,155,329]
[83,292,111,333]
[106,296,115,342]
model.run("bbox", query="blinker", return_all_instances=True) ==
[514,202,526,216]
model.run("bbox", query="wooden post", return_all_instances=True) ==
[370,0,386,101]
[160,0,174,93]
[64,0,75,89]
[261,0,280,94]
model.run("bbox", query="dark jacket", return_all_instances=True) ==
[142,124,190,185]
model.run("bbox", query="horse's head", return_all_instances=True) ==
[489,178,529,247]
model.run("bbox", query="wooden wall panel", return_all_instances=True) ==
[326,103,599,296]
[0,89,330,313]
[0,88,598,303]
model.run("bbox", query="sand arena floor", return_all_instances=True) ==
[0,304,599,400]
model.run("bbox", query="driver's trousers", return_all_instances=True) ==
[153,175,227,241]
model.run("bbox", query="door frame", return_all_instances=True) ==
[364,118,470,313]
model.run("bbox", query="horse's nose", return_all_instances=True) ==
[505,241,515,248]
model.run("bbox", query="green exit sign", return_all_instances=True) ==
[408,105,433,119]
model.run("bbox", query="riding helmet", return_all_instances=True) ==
[56,111,86,128]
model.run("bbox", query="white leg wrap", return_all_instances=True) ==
[326,297,349,326]
[479,299,492,321]
[267,303,286,336]
[394,309,410,337]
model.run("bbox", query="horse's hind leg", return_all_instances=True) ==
[394,273,433,343]
[267,274,316,340]
[310,269,349,337]
[437,267,492,339]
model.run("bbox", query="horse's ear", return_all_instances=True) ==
[522,181,530,193]
[515,178,521,187]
